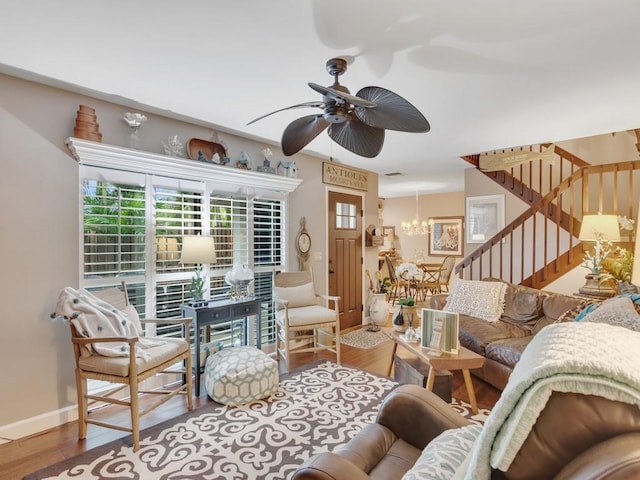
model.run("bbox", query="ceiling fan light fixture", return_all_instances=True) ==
[248,57,430,158]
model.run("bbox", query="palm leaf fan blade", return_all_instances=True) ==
[281,115,330,156]
[355,86,430,132]
[329,116,385,158]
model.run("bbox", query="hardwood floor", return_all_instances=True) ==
[0,338,500,480]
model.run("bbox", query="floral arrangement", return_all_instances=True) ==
[395,262,421,279]
[262,147,273,159]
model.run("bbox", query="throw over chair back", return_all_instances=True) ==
[55,282,193,452]
[273,270,341,372]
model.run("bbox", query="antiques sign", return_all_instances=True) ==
[322,162,368,191]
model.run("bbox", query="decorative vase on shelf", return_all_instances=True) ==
[368,293,388,331]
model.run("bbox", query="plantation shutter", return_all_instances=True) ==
[153,180,206,336]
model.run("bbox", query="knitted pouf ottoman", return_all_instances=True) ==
[204,346,279,406]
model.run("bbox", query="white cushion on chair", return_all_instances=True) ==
[78,337,188,377]
[273,282,317,309]
[276,304,337,327]
[204,346,279,406]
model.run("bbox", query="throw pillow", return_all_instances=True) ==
[581,296,640,332]
[502,289,545,325]
[401,425,482,480]
[444,279,507,322]
[273,282,317,310]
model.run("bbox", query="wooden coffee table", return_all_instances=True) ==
[384,328,485,413]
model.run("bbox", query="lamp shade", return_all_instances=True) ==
[179,235,216,264]
[578,214,621,242]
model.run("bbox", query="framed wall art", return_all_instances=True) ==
[427,216,464,256]
[465,194,505,244]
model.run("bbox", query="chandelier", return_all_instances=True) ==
[401,192,429,235]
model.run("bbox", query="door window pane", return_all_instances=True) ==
[335,201,357,229]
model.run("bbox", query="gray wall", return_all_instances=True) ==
[0,73,380,436]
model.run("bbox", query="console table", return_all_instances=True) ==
[181,296,264,394]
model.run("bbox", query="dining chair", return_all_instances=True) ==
[59,282,193,452]
[436,255,456,293]
[385,255,411,305]
[418,255,456,297]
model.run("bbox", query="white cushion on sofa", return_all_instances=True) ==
[401,425,482,480]
[444,279,507,322]
[273,282,317,309]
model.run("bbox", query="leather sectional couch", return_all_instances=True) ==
[293,384,640,480]
[430,280,586,390]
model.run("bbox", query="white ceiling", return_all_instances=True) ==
[2,1,640,197]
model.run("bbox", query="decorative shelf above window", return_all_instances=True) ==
[66,137,303,194]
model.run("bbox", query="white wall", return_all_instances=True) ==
[0,72,380,439]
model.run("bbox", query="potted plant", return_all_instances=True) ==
[601,247,636,294]
[394,297,417,334]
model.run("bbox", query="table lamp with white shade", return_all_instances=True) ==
[180,235,216,305]
[578,213,620,298]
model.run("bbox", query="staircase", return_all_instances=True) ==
[456,145,640,289]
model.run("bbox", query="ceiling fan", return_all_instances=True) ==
[247,57,430,158]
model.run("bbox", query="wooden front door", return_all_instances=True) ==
[328,191,363,330]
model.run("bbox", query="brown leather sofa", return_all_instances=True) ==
[292,384,640,480]
[430,281,586,390]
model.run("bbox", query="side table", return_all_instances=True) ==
[383,328,485,413]
[181,296,264,395]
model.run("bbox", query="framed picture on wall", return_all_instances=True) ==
[427,216,464,256]
[466,194,505,244]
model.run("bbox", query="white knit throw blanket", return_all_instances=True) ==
[54,287,163,358]
[463,321,640,480]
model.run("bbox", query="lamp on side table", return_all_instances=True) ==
[180,235,217,306]
[578,213,620,298]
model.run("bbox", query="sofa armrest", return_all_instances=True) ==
[376,384,469,450]
[429,294,449,310]
[554,432,640,480]
[292,452,372,480]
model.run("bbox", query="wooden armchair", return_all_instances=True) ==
[62,282,193,452]
[273,271,341,372]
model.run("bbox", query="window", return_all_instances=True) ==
[81,166,286,348]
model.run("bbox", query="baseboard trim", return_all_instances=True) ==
[0,405,78,442]
[0,372,183,443]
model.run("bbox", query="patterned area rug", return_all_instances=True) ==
[25,362,396,480]
[25,362,489,479]
[340,328,391,349]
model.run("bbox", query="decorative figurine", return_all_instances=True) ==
[162,135,184,157]
[123,112,147,149]
[277,160,297,178]
[236,151,251,170]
